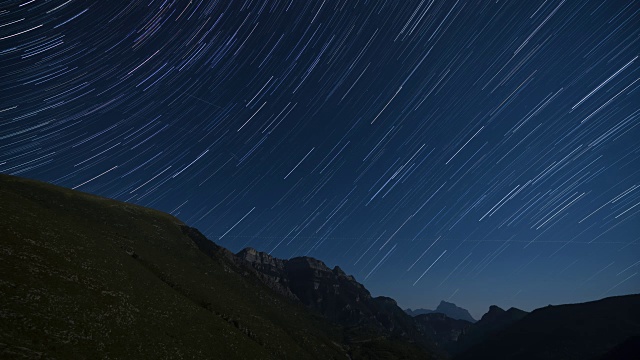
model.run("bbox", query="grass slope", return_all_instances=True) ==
[0,174,437,359]
[0,174,349,359]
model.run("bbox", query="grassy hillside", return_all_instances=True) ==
[0,174,438,359]
[0,174,344,359]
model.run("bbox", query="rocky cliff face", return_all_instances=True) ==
[236,247,413,335]
[218,244,442,355]
[234,247,299,301]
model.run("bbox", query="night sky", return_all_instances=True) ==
[2,0,639,318]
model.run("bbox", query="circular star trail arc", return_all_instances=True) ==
[1,0,639,317]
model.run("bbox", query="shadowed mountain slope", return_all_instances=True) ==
[454,294,640,360]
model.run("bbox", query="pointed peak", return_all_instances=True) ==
[435,300,476,322]
[478,305,506,322]
[333,265,347,276]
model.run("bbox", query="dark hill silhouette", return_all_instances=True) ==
[451,305,528,354]
[454,294,640,360]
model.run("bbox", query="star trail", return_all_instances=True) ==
[1,0,639,317]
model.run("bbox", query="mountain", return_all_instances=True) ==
[406,301,476,323]
[454,294,640,360]
[3,173,637,359]
[0,174,441,359]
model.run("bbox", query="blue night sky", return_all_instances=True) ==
[1,0,639,318]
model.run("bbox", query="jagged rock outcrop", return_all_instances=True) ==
[234,248,298,301]
[238,249,406,335]
[188,242,442,356]
[182,233,300,301]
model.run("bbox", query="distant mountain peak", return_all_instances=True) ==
[435,301,476,323]
[405,301,476,323]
